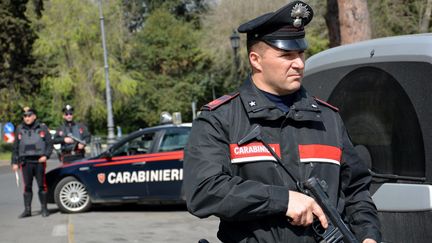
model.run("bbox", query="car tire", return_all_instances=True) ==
[54,176,92,213]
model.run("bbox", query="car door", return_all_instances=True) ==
[145,127,190,201]
[89,131,158,201]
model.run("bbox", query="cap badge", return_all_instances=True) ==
[291,3,310,28]
[248,101,256,107]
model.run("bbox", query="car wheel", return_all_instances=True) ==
[54,176,92,213]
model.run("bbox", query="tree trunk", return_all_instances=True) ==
[337,0,371,45]
[325,0,341,47]
[420,0,432,33]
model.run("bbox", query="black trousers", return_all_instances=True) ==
[21,162,47,193]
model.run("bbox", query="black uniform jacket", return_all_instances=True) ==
[53,121,91,153]
[184,78,381,243]
[12,120,53,164]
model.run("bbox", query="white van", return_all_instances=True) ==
[303,33,432,243]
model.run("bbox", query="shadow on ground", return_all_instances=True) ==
[90,203,188,212]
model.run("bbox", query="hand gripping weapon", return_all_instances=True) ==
[67,133,87,145]
[238,125,359,243]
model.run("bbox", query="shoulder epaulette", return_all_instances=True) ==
[202,92,240,111]
[313,97,339,112]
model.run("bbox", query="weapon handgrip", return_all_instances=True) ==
[304,177,360,243]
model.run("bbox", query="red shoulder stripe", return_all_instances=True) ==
[313,97,339,112]
[203,93,239,111]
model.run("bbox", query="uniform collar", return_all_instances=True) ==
[239,77,282,120]
[64,121,76,126]
[239,76,321,121]
[23,120,40,129]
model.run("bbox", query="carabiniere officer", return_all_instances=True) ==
[11,107,53,218]
[184,1,381,243]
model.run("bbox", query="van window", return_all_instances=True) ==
[328,66,425,178]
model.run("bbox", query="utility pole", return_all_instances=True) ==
[98,0,115,145]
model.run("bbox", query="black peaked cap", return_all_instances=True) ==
[238,1,314,51]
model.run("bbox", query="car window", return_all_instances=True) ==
[112,132,156,156]
[158,129,190,152]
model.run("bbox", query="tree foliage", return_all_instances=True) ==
[199,0,329,94]
[32,0,138,132]
[28,0,212,132]
[369,0,432,38]
[1,0,430,135]
[125,7,212,127]
[123,0,209,32]
[0,0,43,123]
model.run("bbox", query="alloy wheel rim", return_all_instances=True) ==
[60,181,89,212]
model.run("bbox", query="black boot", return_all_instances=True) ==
[19,192,32,218]
[39,191,50,217]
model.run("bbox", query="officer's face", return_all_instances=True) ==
[23,113,36,125]
[63,113,73,122]
[250,42,305,95]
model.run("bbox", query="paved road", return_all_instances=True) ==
[0,161,220,243]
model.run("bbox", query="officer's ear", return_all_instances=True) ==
[249,50,262,73]
[249,41,266,73]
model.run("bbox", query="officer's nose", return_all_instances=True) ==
[292,54,305,70]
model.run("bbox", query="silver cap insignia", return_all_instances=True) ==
[291,3,310,28]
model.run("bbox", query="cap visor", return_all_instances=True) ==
[264,38,308,51]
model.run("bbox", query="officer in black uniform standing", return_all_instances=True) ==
[184,1,381,243]
[53,105,91,163]
[11,107,53,218]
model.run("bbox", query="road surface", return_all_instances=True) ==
[0,160,220,243]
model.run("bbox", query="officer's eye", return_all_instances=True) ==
[281,50,304,59]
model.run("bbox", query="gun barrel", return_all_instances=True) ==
[67,133,86,145]
[303,177,359,243]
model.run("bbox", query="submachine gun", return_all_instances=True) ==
[238,125,359,243]
[59,133,87,163]
[67,133,87,146]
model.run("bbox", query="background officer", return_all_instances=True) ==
[53,104,91,163]
[184,1,380,243]
[11,107,53,218]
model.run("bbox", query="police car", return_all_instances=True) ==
[46,120,191,213]
[303,33,432,243]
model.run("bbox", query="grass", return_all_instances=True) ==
[0,142,13,161]
[0,151,11,161]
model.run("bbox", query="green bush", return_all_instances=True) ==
[0,142,13,153]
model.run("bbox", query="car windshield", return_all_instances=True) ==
[158,129,190,152]
[111,132,156,156]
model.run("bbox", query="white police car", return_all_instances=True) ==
[46,121,191,213]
